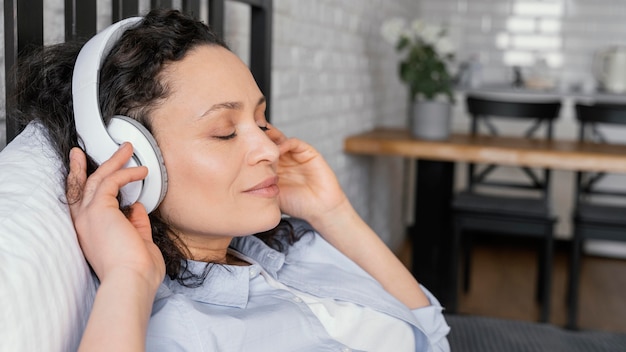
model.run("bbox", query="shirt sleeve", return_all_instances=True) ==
[411,285,451,352]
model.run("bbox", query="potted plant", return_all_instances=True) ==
[381,18,455,140]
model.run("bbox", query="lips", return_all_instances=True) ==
[244,176,279,197]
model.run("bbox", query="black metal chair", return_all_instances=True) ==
[568,103,626,330]
[450,95,561,323]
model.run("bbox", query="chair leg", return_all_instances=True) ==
[449,219,463,314]
[462,232,472,293]
[567,232,583,330]
[536,240,545,304]
[539,228,554,323]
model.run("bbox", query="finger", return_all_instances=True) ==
[67,147,87,209]
[277,137,299,154]
[81,143,146,204]
[91,142,136,176]
[278,138,316,161]
[266,123,288,145]
[127,202,152,241]
[85,165,148,207]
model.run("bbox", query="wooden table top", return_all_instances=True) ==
[344,128,626,173]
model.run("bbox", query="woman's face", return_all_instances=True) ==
[149,45,281,249]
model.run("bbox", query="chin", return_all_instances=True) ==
[242,207,282,236]
[264,209,283,230]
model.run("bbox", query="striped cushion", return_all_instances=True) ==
[0,122,96,352]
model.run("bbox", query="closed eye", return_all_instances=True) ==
[215,132,237,140]
[259,125,270,132]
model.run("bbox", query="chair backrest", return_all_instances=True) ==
[464,95,562,200]
[574,103,626,204]
[3,0,273,145]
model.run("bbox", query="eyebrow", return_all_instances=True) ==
[202,96,266,117]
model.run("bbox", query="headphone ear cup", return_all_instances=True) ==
[106,115,168,213]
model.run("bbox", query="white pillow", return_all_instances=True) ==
[0,122,96,351]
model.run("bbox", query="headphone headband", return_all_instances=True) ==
[72,17,142,164]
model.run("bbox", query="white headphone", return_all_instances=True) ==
[72,17,168,213]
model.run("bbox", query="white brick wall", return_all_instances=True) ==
[260,0,420,249]
[419,0,626,92]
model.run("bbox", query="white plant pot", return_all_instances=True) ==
[411,100,452,140]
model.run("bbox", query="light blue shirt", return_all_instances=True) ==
[146,219,450,351]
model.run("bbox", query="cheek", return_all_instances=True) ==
[158,145,232,215]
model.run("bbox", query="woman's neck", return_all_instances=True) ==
[180,235,249,266]
[179,235,231,263]
[225,251,250,266]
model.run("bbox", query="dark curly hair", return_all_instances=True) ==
[10,8,300,287]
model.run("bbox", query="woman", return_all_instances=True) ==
[15,9,449,352]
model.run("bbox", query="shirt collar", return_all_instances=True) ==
[230,235,286,278]
[156,235,286,308]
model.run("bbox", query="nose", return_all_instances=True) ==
[245,125,280,165]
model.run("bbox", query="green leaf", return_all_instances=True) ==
[396,37,410,51]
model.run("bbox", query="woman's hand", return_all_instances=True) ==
[69,143,165,351]
[268,126,430,310]
[67,143,165,290]
[266,124,350,226]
